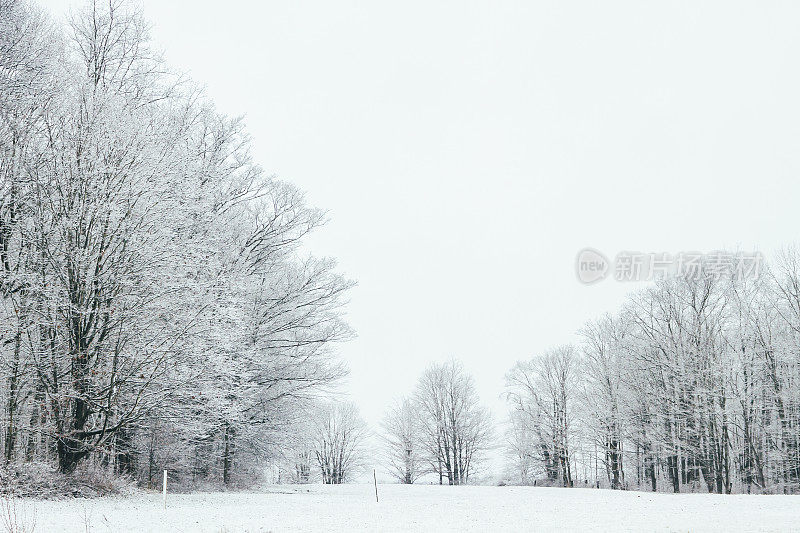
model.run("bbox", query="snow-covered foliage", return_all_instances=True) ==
[506,263,800,494]
[0,0,352,490]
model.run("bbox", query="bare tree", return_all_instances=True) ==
[580,315,627,489]
[413,360,492,485]
[504,409,537,485]
[381,398,424,484]
[506,346,578,487]
[312,402,368,484]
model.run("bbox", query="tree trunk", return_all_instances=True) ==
[223,422,234,485]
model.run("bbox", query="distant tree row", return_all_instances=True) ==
[506,255,800,494]
[0,0,352,488]
[381,360,493,485]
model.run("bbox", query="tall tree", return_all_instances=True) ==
[506,346,578,487]
[312,402,367,484]
[381,398,424,484]
[414,360,492,485]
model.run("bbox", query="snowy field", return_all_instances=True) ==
[13,484,800,532]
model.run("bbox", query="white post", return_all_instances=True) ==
[163,470,167,509]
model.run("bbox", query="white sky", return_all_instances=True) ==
[39,0,800,468]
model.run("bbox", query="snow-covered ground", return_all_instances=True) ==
[16,484,800,532]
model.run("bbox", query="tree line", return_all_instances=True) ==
[505,255,800,494]
[0,0,353,489]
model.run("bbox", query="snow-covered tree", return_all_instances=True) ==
[506,346,579,487]
[413,360,492,485]
[506,257,800,494]
[311,402,368,484]
[0,0,354,489]
[381,398,425,484]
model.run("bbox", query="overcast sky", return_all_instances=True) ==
[40,0,800,464]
